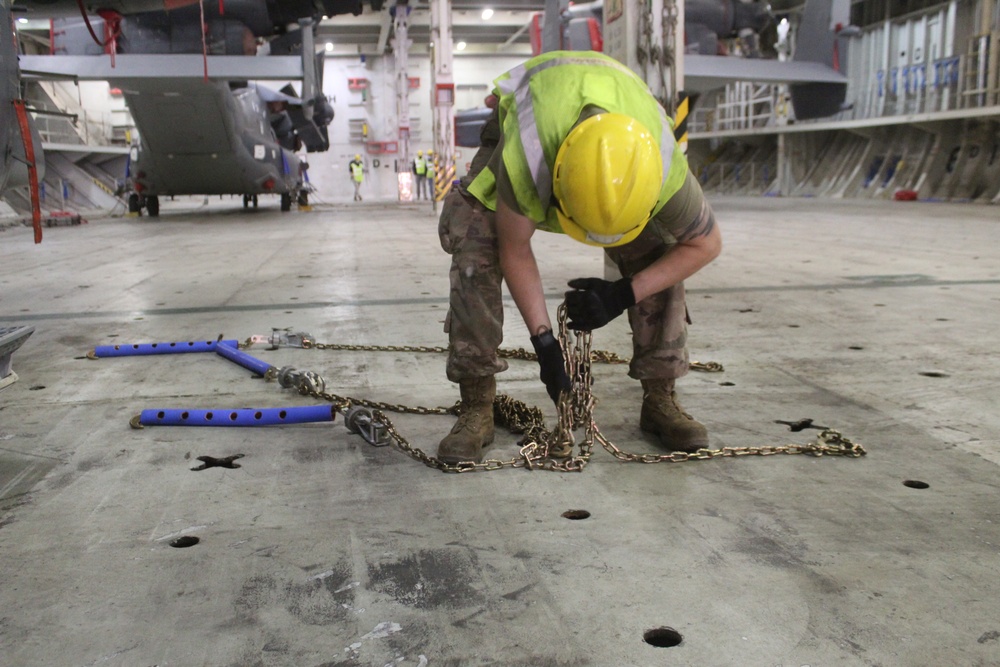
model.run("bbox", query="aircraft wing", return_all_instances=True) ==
[252,84,303,105]
[19,55,303,82]
[683,55,848,93]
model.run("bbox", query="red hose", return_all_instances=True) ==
[12,100,42,244]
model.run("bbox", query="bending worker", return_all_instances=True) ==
[437,50,723,465]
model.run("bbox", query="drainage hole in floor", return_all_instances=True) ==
[919,371,949,378]
[561,510,591,520]
[719,382,735,386]
[644,627,683,648]
[849,346,864,350]
[170,536,200,548]
[903,480,930,489]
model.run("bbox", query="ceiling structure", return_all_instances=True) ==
[315,0,815,57]
[11,0,822,58]
[12,0,820,58]
[317,0,547,55]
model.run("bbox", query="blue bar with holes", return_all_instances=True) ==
[93,339,240,357]
[214,340,275,376]
[139,405,336,426]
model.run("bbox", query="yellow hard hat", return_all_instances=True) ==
[355,154,361,160]
[417,150,423,156]
[427,149,434,154]
[552,113,662,248]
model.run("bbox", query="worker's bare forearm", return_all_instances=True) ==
[630,201,722,302]
[500,244,551,335]
[496,201,552,336]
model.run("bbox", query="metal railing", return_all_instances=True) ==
[690,83,780,133]
[26,97,115,146]
[691,12,998,133]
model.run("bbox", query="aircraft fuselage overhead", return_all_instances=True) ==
[12,1,381,21]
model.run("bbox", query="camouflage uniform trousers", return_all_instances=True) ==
[438,189,690,384]
[439,187,509,383]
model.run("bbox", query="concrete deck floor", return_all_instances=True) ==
[1,196,998,667]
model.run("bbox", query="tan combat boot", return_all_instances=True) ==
[639,379,709,453]
[437,376,496,464]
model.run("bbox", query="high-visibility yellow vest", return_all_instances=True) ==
[414,157,427,175]
[350,160,364,183]
[467,50,689,234]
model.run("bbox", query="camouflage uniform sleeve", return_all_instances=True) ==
[650,169,716,242]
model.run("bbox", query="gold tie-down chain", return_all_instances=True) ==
[283,335,722,372]
[286,305,865,472]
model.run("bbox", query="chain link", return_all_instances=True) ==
[661,0,679,110]
[634,0,676,111]
[247,309,864,472]
[265,335,723,373]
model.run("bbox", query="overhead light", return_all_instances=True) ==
[17,18,28,24]
[481,8,494,20]
[325,42,334,52]
[456,41,467,51]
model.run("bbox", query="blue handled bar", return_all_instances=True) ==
[93,339,240,357]
[139,405,337,427]
[214,340,276,376]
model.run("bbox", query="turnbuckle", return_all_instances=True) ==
[344,405,390,446]
[247,329,315,350]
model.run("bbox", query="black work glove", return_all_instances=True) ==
[530,329,572,405]
[565,277,636,331]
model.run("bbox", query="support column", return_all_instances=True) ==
[675,0,684,106]
[775,132,790,196]
[392,0,413,201]
[542,0,567,53]
[979,0,998,106]
[299,17,316,122]
[430,0,456,211]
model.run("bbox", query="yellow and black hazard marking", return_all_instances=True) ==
[434,161,456,201]
[673,92,689,153]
